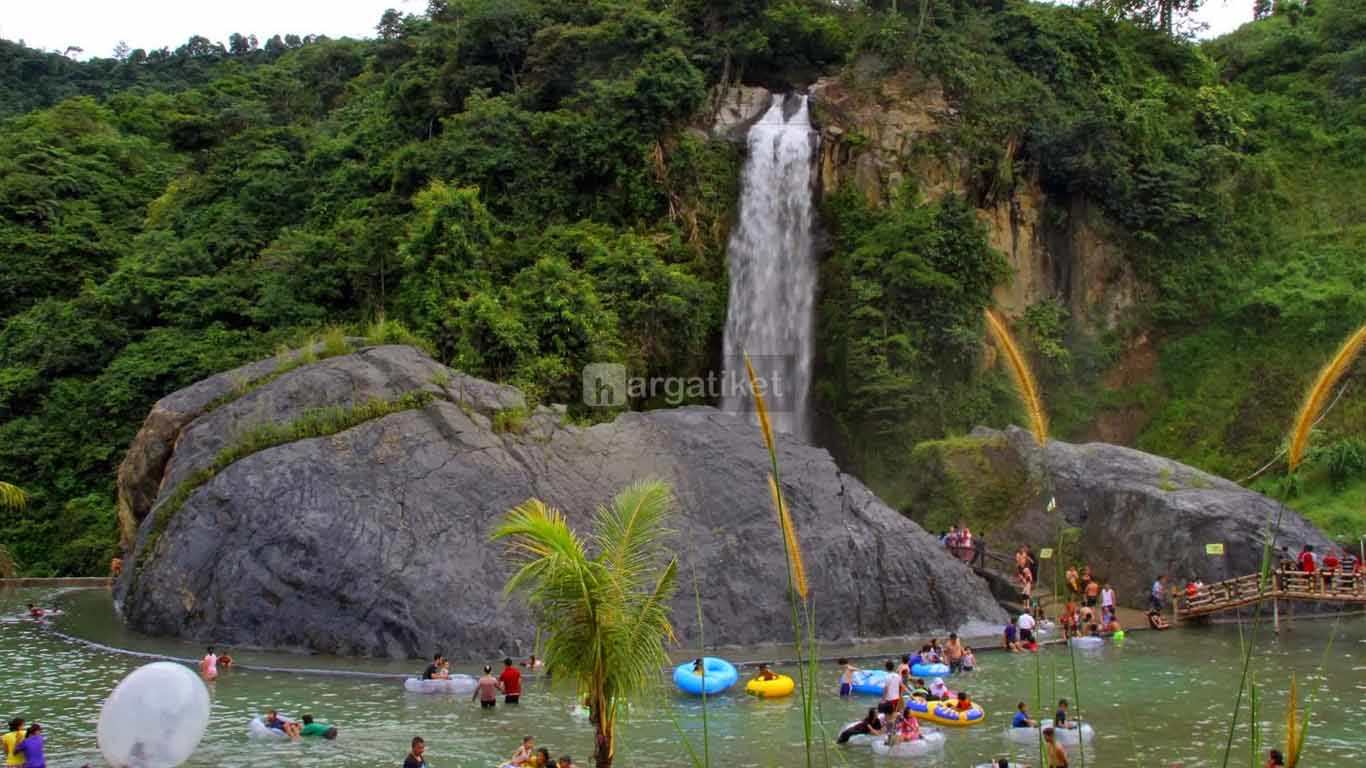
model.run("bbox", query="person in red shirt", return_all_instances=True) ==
[1323,550,1340,572]
[1298,545,1316,573]
[499,658,522,705]
[1298,545,1318,591]
[1322,550,1341,590]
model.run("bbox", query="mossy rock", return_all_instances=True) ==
[903,434,1039,537]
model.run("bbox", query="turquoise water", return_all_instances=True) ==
[2,588,1363,767]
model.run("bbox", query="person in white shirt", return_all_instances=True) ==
[1017,611,1037,644]
[1100,583,1116,617]
[879,660,907,716]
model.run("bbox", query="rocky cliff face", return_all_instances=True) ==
[805,69,1144,335]
[115,345,1006,658]
[904,426,1334,607]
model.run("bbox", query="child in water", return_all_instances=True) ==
[753,663,779,682]
[954,691,973,711]
[837,658,855,697]
[888,709,922,745]
[961,647,977,671]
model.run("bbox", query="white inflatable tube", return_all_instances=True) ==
[403,675,478,695]
[1070,636,1104,648]
[870,731,946,757]
[247,716,290,740]
[1007,720,1094,745]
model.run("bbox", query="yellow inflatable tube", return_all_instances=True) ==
[745,674,795,698]
[904,696,986,727]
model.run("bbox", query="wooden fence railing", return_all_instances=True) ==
[1176,567,1366,623]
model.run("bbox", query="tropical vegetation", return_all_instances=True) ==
[1,0,1362,573]
[0,481,25,577]
[492,480,679,768]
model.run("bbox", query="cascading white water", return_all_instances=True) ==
[721,93,819,440]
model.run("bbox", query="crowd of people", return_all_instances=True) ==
[1292,544,1364,590]
[941,524,984,566]
[1000,561,1130,650]
[834,644,981,751]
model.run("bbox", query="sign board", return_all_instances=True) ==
[1205,543,1225,556]
[1039,548,1054,560]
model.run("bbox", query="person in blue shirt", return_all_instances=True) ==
[1054,698,1075,729]
[1012,702,1037,728]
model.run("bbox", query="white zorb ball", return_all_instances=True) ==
[98,662,211,768]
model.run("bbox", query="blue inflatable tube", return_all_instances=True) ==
[911,663,950,677]
[673,657,737,696]
[850,669,890,696]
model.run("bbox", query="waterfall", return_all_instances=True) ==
[721,93,820,441]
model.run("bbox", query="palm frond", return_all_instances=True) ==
[495,483,680,766]
[1288,324,1366,471]
[594,480,675,592]
[0,481,28,511]
[492,498,590,595]
[607,557,678,697]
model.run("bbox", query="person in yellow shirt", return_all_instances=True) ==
[3,718,26,767]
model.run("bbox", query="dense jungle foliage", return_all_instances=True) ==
[1,0,1362,574]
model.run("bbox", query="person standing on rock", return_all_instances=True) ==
[958,525,974,563]
[1149,575,1168,613]
[1100,582,1116,621]
[1083,577,1100,608]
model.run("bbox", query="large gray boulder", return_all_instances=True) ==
[116,345,1005,659]
[905,426,1334,608]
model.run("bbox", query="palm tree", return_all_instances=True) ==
[492,480,679,768]
[0,482,27,578]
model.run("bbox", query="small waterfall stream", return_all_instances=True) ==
[721,93,820,440]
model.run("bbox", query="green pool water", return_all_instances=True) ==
[2,588,1363,767]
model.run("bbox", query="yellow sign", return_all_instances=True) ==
[1206,543,1225,556]
[1039,548,1054,559]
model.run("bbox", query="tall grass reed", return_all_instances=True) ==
[1221,322,1364,767]
[984,309,1091,767]
[744,354,824,768]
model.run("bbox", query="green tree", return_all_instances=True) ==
[0,482,27,577]
[492,480,679,768]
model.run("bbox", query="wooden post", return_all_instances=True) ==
[1273,597,1280,634]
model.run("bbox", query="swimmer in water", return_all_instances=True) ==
[199,646,219,681]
